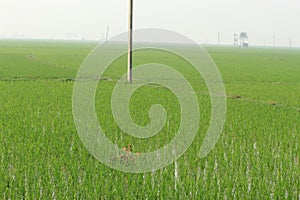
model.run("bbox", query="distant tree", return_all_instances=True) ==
[239,32,248,46]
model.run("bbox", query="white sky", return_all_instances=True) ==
[0,0,299,46]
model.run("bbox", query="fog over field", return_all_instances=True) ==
[1,1,300,198]
[0,0,299,46]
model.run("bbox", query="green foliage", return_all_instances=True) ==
[0,40,299,199]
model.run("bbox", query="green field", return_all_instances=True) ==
[0,40,299,199]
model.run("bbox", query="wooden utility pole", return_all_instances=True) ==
[128,0,133,82]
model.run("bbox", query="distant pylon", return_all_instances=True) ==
[105,26,110,41]
[234,33,238,47]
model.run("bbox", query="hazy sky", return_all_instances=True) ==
[1,0,299,46]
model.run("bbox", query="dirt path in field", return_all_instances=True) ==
[228,95,300,112]
[26,54,75,71]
